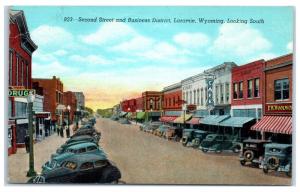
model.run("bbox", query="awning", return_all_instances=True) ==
[136,112,146,120]
[56,104,66,110]
[160,116,177,123]
[201,115,230,126]
[164,111,182,116]
[186,117,201,125]
[173,114,192,124]
[219,117,255,128]
[251,116,292,135]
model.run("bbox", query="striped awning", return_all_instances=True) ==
[251,115,292,135]
[186,117,200,125]
[173,114,193,124]
[160,116,177,123]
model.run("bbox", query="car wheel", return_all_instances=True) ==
[243,150,254,162]
[263,167,268,174]
[240,160,246,166]
[266,156,280,170]
[202,148,208,153]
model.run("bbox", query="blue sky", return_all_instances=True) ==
[13,6,293,109]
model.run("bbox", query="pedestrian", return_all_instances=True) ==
[66,127,70,138]
[24,134,30,153]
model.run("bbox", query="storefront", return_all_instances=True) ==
[35,112,51,141]
[160,110,182,124]
[15,118,29,147]
[250,53,293,143]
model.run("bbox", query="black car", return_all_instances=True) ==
[71,128,100,138]
[239,139,271,166]
[29,154,121,183]
[66,135,99,145]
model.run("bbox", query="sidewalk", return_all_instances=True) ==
[7,124,76,183]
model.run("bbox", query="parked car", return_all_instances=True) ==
[165,126,182,141]
[110,115,119,121]
[29,154,121,183]
[147,122,163,134]
[190,130,210,148]
[71,128,101,140]
[118,118,131,124]
[153,125,169,137]
[139,122,150,131]
[261,143,292,177]
[239,139,271,166]
[66,135,99,145]
[199,134,241,153]
[181,129,197,146]
[42,142,106,173]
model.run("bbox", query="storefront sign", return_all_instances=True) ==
[265,103,292,114]
[9,88,35,97]
[16,118,28,124]
[35,113,50,118]
[187,104,197,111]
[206,78,214,107]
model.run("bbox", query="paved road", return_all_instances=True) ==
[97,118,291,185]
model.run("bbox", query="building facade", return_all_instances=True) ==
[142,91,163,121]
[251,53,293,143]
[32,76,64,128]
[231,60,264,120]
[8,10,37,153]
[63,91,77,123]
[74,92,85,110]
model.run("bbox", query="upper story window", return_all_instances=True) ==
[274,78,289,100]
[239,82,243,98]
[254,78,259,97]
[247,80,253,98]
[233,83,238,99]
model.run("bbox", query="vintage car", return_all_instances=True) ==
[146,122,163,134]
[118,118,131,124]
[29,154,121,183]
[71,128,101,139]
[261,143,292,177]
[165,126,182,141]
[66,135,99,145]
[43,142,106,173]
[110,115,119,121]
[239,139,271,166]
[153,125,169,137]
[181,129,197,146]
[139,122,150,131]
[190,130,210,148]
[199,134,241,153]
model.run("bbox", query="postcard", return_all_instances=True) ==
[7,6,293,185]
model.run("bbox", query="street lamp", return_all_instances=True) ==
[67,105,71,138]
[26,92,36,177]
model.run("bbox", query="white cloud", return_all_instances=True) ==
[210,23,272,57]
[31,25,74,47]
[287,41,293,52]
[69,54,113,65]
[81,22,136,45]
[110,35,155,52]
[53,49,68,56]
[32,61,77,78]
[173,32,210,48]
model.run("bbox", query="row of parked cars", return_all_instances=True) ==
[110,116,131,125]
[139,121,292,177]
[28,117,122,183]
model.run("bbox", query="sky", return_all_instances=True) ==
[13,6,293,110]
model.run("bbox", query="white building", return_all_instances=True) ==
[181,62,237,116]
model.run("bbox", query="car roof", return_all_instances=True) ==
[68,135,94,140]
[64,153,107,164]
[67,142,98,149]
[265,143,292,149]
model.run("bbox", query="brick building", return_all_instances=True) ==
[142,91,163,121]
[32,76,65,128]
[161,82,182,123]
[73,92,85,110]
[8,10,38,153]
[136,97,143,111]
[63,91,77,123]
[251,53,293,143]
[231,59,265,120]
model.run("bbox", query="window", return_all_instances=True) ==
[21,60,24,86]
[254,78,259,97]
[94,160,107,168]
[215,85,219,104]
[26,62,29,87]
[64,161,77,170]
[16,56,19,86]
[274,79,289,100]
[200,88,203,106]
[173,97,175,106]
[233,83,238,99]
[77,147,87,153]
[247,80,253,98]
[193,90,196,104]
[169,98,171,107]
[239,82,243,98]
[197,89,199,105]
[87,145,97,151]
[205,87,207,101]
[225,83,229,102]
[80,162,94,170]
[220,84,224,103]
[15,102,27,117]
[189,91,192,105]
[9,50,13,85]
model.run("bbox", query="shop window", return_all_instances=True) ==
[274,79,289,100]
[15,102,27,117]
[233,83,238,99]
[247,80,253,98]
[238,82,243,98]
[254,78,259,97]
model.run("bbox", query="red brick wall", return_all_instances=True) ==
[142,91,162,111]
[63,91,77,121]
[9,21,32,88]
[136,97,143,111]
[231,60,264,106]
[163,89,182,111]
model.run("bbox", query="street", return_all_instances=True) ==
[97,118,291,185]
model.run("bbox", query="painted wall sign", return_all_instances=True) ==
[9,89,36,97]
[206,78,214,107]
[265,103,292,114]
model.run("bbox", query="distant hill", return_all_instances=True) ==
[97,108,113,118]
